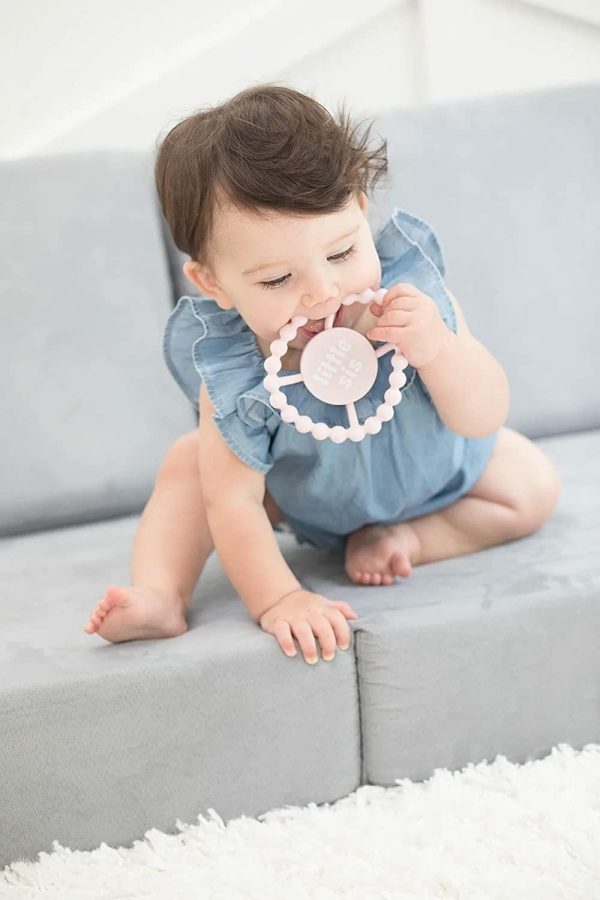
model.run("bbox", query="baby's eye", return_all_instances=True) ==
[259,245,356,290]
[260,273,289,290]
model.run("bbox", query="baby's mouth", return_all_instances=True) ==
[300,306,344,338]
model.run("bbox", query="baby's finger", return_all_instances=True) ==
[367,323,408,342]
[380,297,419,317]
[378,309,412,328]
[273,619,297,658]
[385,282,420,299]
[323,608,353,650]
[328,600,359,620]
[290,619,319,665]
[309,614,337,661]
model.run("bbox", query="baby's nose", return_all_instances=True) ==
[301,293,339,317]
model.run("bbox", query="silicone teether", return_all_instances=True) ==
[263,288,409,443]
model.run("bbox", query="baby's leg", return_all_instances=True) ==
[83,430,283,642]
[345,427,561,584]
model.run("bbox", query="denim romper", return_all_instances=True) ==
[163,207,498,553]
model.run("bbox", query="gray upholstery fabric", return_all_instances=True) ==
[0,152,194,537]
[0,523,360,866]
[305,430,600,785]
[366,81,600,439]
[0,430,596,866]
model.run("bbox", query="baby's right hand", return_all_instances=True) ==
[259,589,358,664]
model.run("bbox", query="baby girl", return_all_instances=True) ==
[84,84,560,664]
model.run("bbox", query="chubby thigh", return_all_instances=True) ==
[163,428,284,527]
[464,426,560,528]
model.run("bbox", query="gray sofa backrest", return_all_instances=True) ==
[2,82,598,537]
[0,152,193,537]
[367,81,600,439]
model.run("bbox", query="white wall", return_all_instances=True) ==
[3,0,600,159]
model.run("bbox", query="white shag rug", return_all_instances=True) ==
[2,743,600,900]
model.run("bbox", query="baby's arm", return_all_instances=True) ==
[198,384,356,663]
[369,287,509,438]
[417,291,510,437]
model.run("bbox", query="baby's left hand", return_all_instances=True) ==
[366,282,452,369]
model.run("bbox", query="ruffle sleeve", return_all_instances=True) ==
[163,296,279,473]
[374,207,456,334]
[374,207,457,402]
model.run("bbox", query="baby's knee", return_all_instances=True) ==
[158,430,200,482]
[519,453,561,534]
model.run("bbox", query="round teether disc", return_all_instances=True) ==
[300,327,378,405]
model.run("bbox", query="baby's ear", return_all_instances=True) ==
[182,259,205,290]
[181,259,213,293]
[182,260,234,308]
[355,189,368,214]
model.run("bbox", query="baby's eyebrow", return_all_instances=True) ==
[242,225,360,276]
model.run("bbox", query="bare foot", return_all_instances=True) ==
[345,522,421,585]
[83,585,188,643]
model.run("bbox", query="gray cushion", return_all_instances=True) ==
[0,152,194,536]
[0,429,595,865]
[302,429,600,784]
[365,81,600,439]
[0,520,359,867]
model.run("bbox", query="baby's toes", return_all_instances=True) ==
[83,589,119,632]
[353,570,365,584]
[348,569,365,584]
[390,552,412,578]
[83,610,103,633]
[381,573,395,585]
[105,585,129,606]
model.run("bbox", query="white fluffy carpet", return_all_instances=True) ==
[2,743,600,899]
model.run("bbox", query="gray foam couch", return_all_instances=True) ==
[1,81,599,869]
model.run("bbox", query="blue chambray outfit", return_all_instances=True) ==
[163,207,498,554]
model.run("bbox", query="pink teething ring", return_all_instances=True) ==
[263,288,409,443]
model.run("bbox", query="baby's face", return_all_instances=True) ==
[184,191,382,358]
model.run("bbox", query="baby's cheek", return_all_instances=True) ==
[365,255,382,291]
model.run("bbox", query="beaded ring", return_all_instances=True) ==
[262,287,409,443]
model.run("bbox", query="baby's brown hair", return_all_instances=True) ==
[154,83,389,270]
